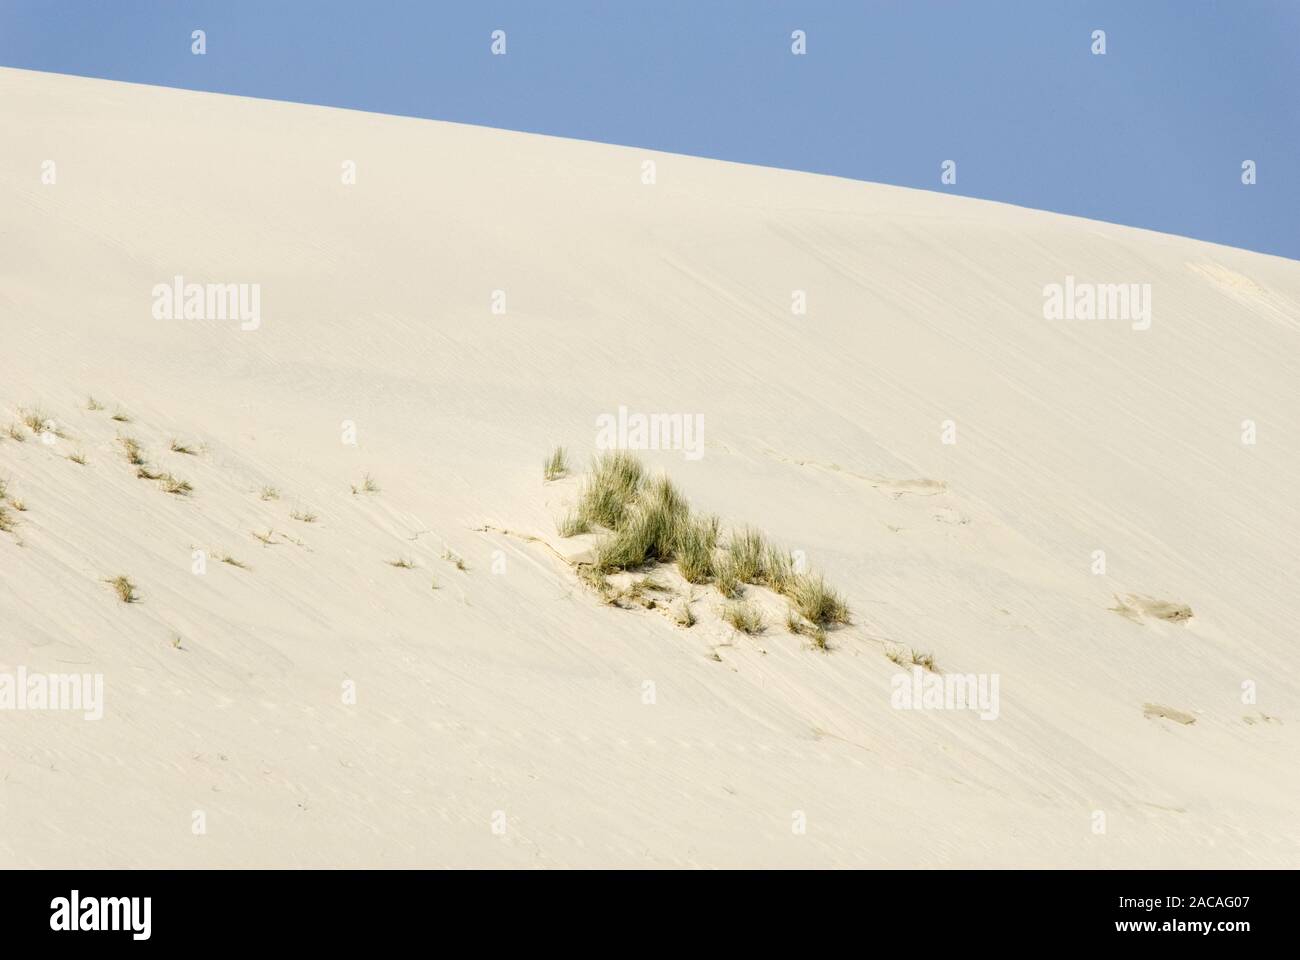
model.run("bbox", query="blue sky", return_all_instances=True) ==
[3,1,1297,260]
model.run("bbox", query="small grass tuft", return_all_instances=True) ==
[557,507,589,537]
[786,573,851,627]
[106,575,139,603]
[110,410,131,423]
[68,450,88,465]
[388,557,416,569]
[290,509,318,523]
[219,554,250,570]
[86,396,105,411]
[252,529,277,546]
[722,600,764,635]
[351,474,380,495]
[170,440,198,455]
[6,424,26,442]
[119,436,146,465]
[543,446,569,481]
[158,473,192,495]
[911,650,938,673]
[259,486,280,501]
[442,548,467,571]
[21,409,50,434]
[786,609,827,650]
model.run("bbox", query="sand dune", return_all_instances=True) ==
[1,67,1297,867]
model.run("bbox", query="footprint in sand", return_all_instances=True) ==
[1110,594,1193,625]
[1143,703,1197,725]
[765,451,948,500]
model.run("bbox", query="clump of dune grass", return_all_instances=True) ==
[713,555,742,598]
[592,472,689,572]
[252,529,277,545]
[430,577,440,590]
[0,504,14,534]
[259,486,279,501]
[136,466,161,480]
[442,548,467,571]
[6,424,26,442]
[105,575,139,603]
[219,554,249,570]
[10,498,26,512]
[723,600,764,635]
[562,451,852,635]
[119,436,146,466]
[763,544,796,594]
[575,451,644,529]
[290,509,317,523]
[786,573,851,626]
[885,646,909,667]
[388,557,416,569]
[721,528,798,592]
[543,446,569,481]
[68,449,87,465]
[170,439,198,455]
[110,410,131,423]
[674,513,718,583]
[86,396,105,411]
[351,474,380,495]
[0,478,7,499]
[726,527,768,583]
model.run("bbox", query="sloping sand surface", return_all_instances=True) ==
[1,68,1297,867]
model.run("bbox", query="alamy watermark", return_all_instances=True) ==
[595,405,704,460]
[890,666,999,720]
[1043,275,1151,331]
[50,891,150,940]
[152,275,261,330]
[0,667,104,720]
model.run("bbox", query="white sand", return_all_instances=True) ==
[1,67,1297,867]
